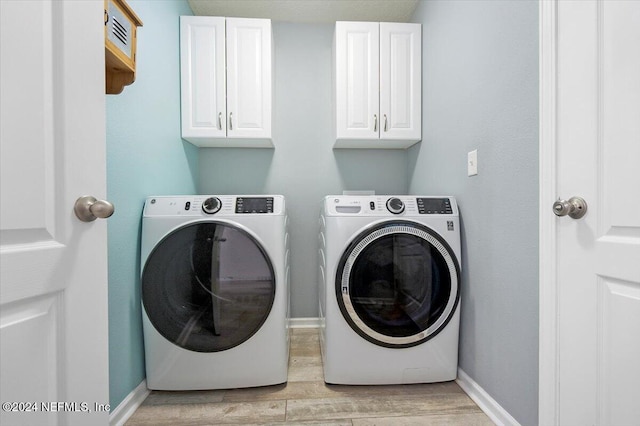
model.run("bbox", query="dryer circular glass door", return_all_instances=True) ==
[336,221,460,348]
[142,221,275,352]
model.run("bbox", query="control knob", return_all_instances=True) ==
[202,197,222,214]
[386,197,405,214]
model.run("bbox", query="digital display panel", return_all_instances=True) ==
[236,197,274,214]
[417,198,452,214]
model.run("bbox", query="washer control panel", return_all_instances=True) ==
[326,196,457,216]
[416,197,453,214]
[386,197,405,214]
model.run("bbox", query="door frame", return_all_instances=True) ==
[538,0,560,424]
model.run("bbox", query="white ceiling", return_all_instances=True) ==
[187,0,420,24]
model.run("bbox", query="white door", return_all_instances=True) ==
[539,1,640,424]
[0,1,109,425]
[180,16,227,141]
[334,21,380,141]
[379,22,421,143]
[226,18,272,139]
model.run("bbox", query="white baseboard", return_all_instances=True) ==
[288,317,320,328]
[456,368,521,426]
[109,379,150,426]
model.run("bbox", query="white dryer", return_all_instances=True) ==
[141,195,289,390]
[319,195,461,385]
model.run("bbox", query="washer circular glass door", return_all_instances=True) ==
[142,221,275,352]
[336,221,460,348]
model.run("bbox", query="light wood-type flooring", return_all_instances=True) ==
[126,328,493,425]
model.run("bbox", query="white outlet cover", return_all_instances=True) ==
[468,150,478,176]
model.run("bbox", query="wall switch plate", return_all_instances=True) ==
[468,149,478,176]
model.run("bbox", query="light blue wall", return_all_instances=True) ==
[106,0,196,408]
[198,22,409,317]
[409,1,539,425]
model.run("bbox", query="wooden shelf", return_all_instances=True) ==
[105,0,142,94]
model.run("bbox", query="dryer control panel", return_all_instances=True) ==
[324,195,458,217]
[144,195,285,217]
[236,197,274,214]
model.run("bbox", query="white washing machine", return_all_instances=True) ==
[141,195,289,390]
[319,195,461,385]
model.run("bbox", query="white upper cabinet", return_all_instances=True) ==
[334,22,380,142]
[379,23,421,143]
[181,17,226,141]
[181,16,272,148]
[334,21,421,149]
[334,22,380,139]
[225,19,272,141]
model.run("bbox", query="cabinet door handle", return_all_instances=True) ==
[384,114,388,132]
[373,114,378,132]
[218,112,222,130]
[229,112,233,130]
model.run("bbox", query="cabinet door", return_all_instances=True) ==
[380,23,421,142]
[335,21,380,142]
[226,18,272,139]
[180,16,226,142]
